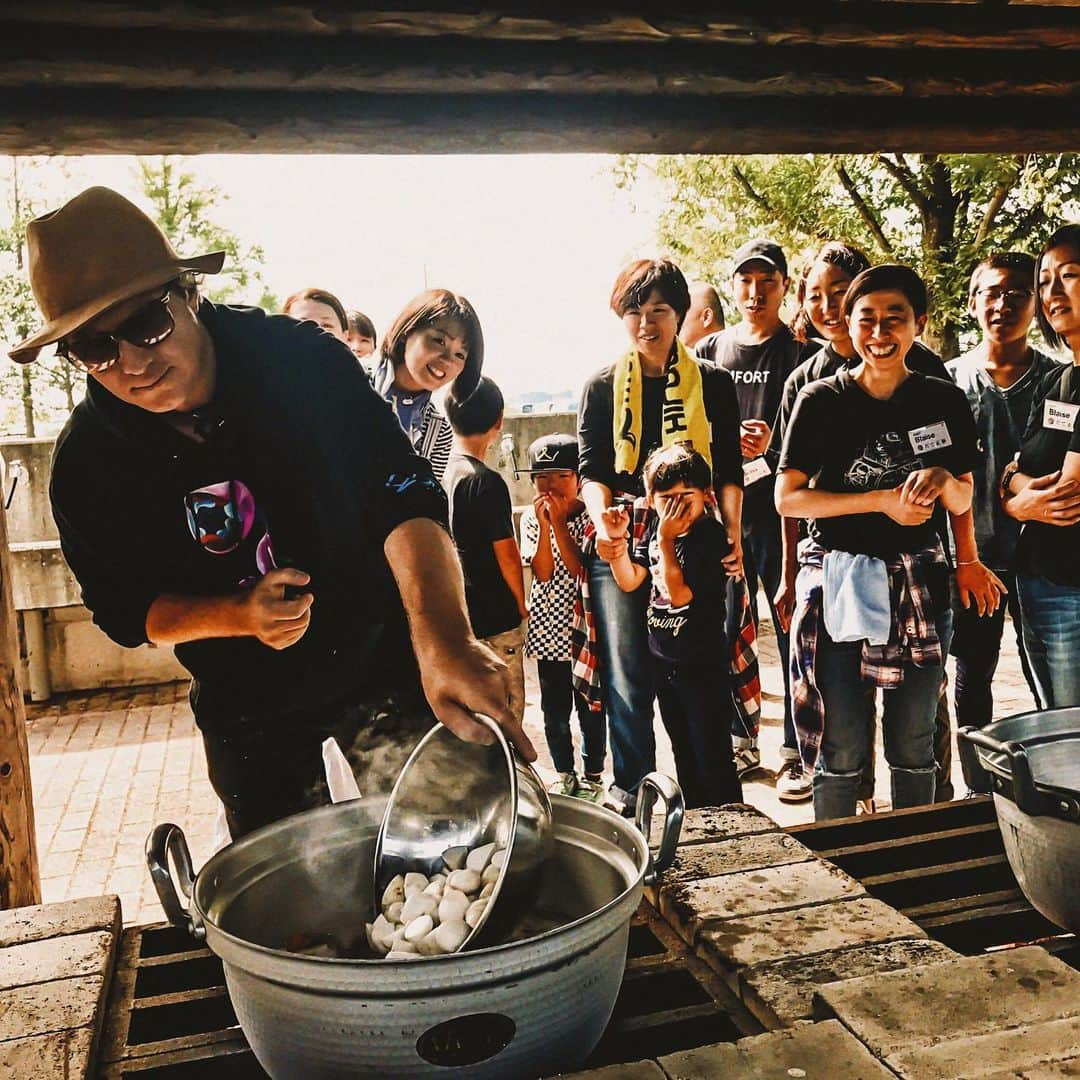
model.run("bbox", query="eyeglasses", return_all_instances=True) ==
[56,290,174,373]
[975,287,1034,307]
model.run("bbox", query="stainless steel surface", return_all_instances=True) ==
[147,775,683,1079]
[373,713,554,950]
[635,772,684,887]
[959,708,1080,933]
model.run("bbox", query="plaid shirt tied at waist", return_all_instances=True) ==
[570,498,760,732]
[790,537,948,770]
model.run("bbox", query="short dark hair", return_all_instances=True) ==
[643,443,712,495]
[381,288,483,400]
[968,251,1037,301]
[445,375,504,436]
[347,309,377,345]
[283,287,349,332]
[843,264,928,320]
[610,259,691,328]
[1036,224,1080,350]
[792,241,871,343]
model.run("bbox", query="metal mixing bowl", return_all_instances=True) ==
[373,714,553,950]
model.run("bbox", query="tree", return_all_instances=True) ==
[136,157,277,309]
[615,154,1080,359]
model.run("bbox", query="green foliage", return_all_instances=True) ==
[136,157,274,308]
[615,153,1080,358]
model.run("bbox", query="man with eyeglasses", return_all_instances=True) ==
[10,186,535,838]
[946,251,1062,778]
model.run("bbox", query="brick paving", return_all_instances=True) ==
[24,607,1036,926]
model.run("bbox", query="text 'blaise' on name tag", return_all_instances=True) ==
[907,420,952,455]
[742,456,772,485]
[1044,398,1080,433]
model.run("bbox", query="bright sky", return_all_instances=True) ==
[40,154,663,405]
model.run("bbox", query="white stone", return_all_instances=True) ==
[386,901,404,924]
[403,914,434,942]
[480,883,494,899]
[380,875,405,912]
[439,889,470,924]
[447,869,483,894]
[490,849,506,869]
[466,842,497,873]
[400,893,439,925]
[442,846,469,871]
[482,863,500,885]
[465,899,488,929]
[423,879,445,899]
[434,920,470,954]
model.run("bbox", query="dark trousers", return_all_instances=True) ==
[652,657,742,809]
[537,659,607,776]
[951,569,1038,792]
[200,687,434,840]
[733,485,796,751]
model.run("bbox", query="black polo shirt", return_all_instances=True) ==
[50,301,449,731]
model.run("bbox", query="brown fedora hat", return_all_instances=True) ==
[8,186,225,363]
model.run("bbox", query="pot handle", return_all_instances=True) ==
[958,729,1056,818]
[958,727,1010,757]
[636,772,684,886]
[146,823,205,941]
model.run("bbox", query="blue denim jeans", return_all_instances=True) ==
[812,611,952,821]
[587,553,655,807]
[1017,574,1080,710]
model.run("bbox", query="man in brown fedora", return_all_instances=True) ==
[11,186,534,838]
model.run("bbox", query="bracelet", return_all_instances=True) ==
[999,460,1021,500]
[956,558,979,566]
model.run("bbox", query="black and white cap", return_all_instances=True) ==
[527,433,579,473]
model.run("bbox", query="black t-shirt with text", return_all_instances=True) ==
[1016,363,1080,587]
[779,370,979,559]
[632,514,729,665]
[442,453,521,638]
[767,341,948,468]
[577,360,743,498]
[695,324,801,430]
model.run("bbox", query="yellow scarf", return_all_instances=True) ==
[612,338,712,477]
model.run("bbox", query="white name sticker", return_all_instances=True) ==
[742,456,773,485]
[1044,398,1080,433]
[907,421,952,455]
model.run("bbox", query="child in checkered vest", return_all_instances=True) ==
[519,434,607,801]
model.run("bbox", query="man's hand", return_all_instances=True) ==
[415,636,537,761]
[773,576,796,633]
[240,567,314,650]
[879,486,935,526]
[956,560,1007,618]
[1008,470,1080,525]
[740,419,771,459]
[597,536,628,563]
[722,531,744,579]
[599,505,630,541]
[900,466,951,507]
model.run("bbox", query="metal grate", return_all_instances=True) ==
[788,795,1079,967]
[97,899,762,1077]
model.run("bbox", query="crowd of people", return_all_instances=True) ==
[12,184,1080,834]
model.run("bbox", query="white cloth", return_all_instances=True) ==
[822,549,891,646]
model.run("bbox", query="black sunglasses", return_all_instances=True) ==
[56,290,174,373]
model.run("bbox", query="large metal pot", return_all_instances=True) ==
[959,708,1080,933]
[147,773,682,1079]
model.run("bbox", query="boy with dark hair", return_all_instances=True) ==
[947,252,1058,771]
[443,376,529,721]
[520,433,607,801]
[696,239,802,793]
[604,443,742,809]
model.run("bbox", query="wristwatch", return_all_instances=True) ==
[1000,459,1021,501]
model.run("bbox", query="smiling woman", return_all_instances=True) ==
[373,288,484,483]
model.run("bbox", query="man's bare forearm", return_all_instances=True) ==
[385,518,473,652]
[145,593,247,646]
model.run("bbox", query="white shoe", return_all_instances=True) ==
[549,772,578,797]
[776,759,812,802]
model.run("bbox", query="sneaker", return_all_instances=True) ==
[573,776,606,804]
[775,759,813,803]
[733,744,762,778]
[548,772,578,797]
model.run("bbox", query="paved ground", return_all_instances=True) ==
[25,607,1037,925]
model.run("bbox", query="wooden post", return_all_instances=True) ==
[0,496,40,909]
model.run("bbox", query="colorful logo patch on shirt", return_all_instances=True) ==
[185,480,256,555]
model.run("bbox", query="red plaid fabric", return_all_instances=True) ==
[570,498,760,725]
[791,538,947,769]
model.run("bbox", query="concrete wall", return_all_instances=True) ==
[0,410,579,697]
